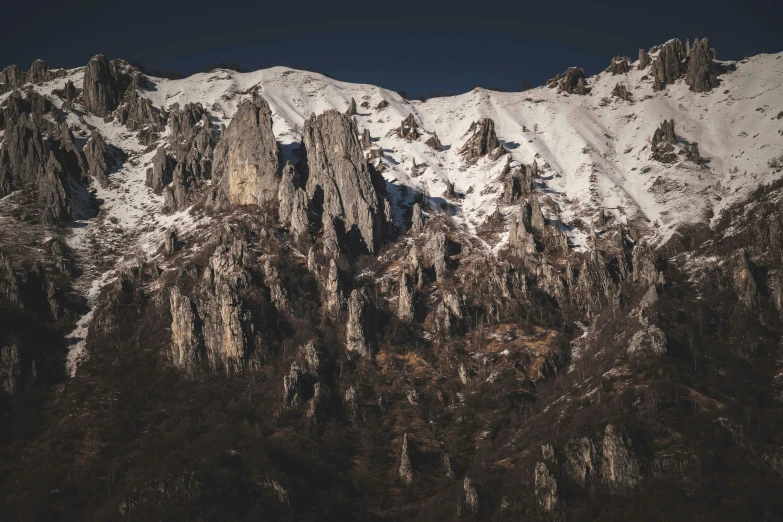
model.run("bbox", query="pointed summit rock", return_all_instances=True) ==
[300,109,387,254]
[212,94,282,207]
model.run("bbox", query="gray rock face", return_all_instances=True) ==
[410,203,425,233]
[300,109,387,254]
[346,289,370,356]
[650,39,685,89]
[55,122,86,179]
[38,152,71,224]
[508,205,536,257]
[564,437,598,487]
[346,97,358,116]
[169,286,203,375]
[168,240,259,375]
[325,259,343,314]
[602,424,641,490]
[277,163,309,237]
[146,147,174,194]
[686,37,719,93]
[608,56,631,75]
[459,118,505,163]
[399,433,414,485]
[397,271,414,322]
[425,131,443,151]
[612,83,631,101]
[0,112,48,197]
[686,142,702,164]
[162,103,217,211]
[0,60,66,94]
[0,344,22,394]
[534,462,558,512]
[283,341,324,416]
[422,231,449,280]
[462,477,479,515]
[115,74,165,136]
[547,67,590,94]
[398,113,419,140]
[164,228,178,255]
[83,131,114,187]
[212,94,281,207]
[733,249,758,307]
[360,127,372,149]
[651,119,678,163]
[501,163,535,203]
[632,244,663,287]
[82,55,134,117]
[627,323,667,359]
[0,250,21,307]
[638,49,651,70]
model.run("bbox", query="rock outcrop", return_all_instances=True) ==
[650,119,678,163]
[425,131,443,151]
[146,147,174,194]
[346,289,370,356]
[0,111,48,197]
[602,424,641,490]
[462,477,479,515]
[410,203,425,234]
[0,60,66,94]
[82,55,134,117]
[612,83,631,101]
[38,152,71,224]
[686,37,719,93]
[534,462,558,512]
[168,240,264,375]
[399,433,414,485]
[650,39,685,89]
[397,271,414,322]
[547,67,590,95]
[169,286,203,375]
[277,163,309,237]
[212,94,281,207]
[459,118,505,163]
[83,131,115,187]
[608,56,631,75]
[300,109,388,254]
[398,113,419,140]
[346,97,358,116]
[638,49,651,70]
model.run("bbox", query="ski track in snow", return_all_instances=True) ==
[2,51,782,376]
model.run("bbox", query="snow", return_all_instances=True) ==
[3,51,782,376]
[144,53,783,248]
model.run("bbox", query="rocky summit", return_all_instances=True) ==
[1,39,783,521]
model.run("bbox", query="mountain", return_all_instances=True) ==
[2,38,783,520]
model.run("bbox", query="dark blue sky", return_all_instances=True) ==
[2,0,782,96]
